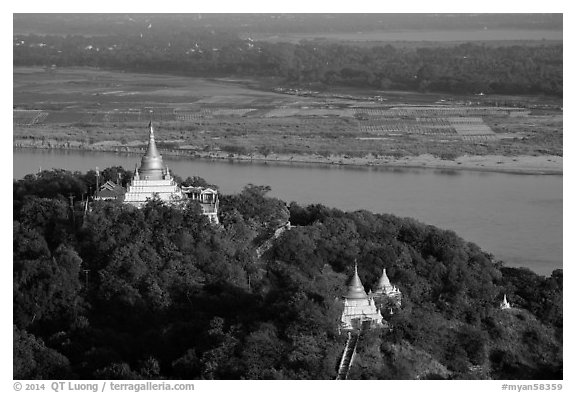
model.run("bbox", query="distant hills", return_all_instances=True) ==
[13,13,562,37]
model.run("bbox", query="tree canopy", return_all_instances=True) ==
[13,168,562,379]
[14,31,562,97]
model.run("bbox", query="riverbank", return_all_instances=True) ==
[217,150,563,175]
[13,142,562,175]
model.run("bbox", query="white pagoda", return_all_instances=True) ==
[372,268,402,307]
[123,123,186,207]
[500,294,511,310]
[340,264,383,330]
[122,123,220,223]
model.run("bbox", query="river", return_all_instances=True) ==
[13,148,562,276]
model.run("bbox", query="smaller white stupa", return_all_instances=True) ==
[372,268,402,307]
[500,294,511,310]
[373,268,401,296]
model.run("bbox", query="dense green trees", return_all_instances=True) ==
[14,31,562,97]
[14,326,73,379]
[13,168,562,379]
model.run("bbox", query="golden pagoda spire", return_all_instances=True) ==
[345,261,368,299]
[139,122,165,180]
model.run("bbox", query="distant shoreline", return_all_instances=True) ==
[13,144,563,176]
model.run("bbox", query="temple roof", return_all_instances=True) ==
[96,180,126,199]
[345,263,368,299]
[181,186,218,194]
[139,122,165,180]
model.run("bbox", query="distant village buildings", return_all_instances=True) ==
[95,123,219,223]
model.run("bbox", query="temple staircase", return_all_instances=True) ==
[336,321,370,380]
[256,221,291,258]
[336,332,359,380]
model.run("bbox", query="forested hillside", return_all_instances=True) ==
[13,168,562,379]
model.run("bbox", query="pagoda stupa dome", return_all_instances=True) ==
[139,122,165,180]
[344,263,368,299]
[375,268,393,292]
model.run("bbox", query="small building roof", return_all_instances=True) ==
[181,186,218,194]
[96,180,126,199]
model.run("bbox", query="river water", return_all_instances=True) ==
[13,148,562,276]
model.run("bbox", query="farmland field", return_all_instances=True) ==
[13,67,563,165]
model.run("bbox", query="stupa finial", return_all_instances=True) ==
[134,164,140,180]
